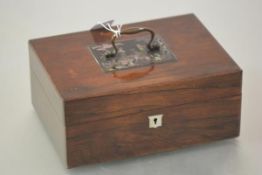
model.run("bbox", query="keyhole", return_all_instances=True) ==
[154,118,158,125]
[148,114,163,128]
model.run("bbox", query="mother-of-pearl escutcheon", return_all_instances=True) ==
[148,114,163,128]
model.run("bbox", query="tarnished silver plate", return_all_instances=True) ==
[89,35,177,72]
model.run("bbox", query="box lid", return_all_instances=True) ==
[29,14,241,102]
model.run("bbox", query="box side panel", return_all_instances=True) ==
[29,45,67,167]
[29,44,64,124]
[31,71,67,167]
[66,95,241,168]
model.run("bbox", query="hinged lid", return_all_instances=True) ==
[29,14,241,102]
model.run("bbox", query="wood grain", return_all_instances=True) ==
[65,71,241,126]
[66,95,241,167]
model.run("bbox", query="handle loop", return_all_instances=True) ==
[106,27,160,58]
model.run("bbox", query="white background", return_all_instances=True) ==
[0,0,261,174]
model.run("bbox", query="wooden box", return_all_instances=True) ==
[29,14,242,168]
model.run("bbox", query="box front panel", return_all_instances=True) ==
[66,95,241,168]
[65,71,242,126]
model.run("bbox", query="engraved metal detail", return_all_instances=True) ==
[89,35,177,72]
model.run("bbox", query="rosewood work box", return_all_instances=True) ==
[29,14,242,168]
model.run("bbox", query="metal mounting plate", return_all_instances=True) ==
[89,35,177,72]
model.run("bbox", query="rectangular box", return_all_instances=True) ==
[29,14,242,168]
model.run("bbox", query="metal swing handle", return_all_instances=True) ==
[106,27,160,58]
